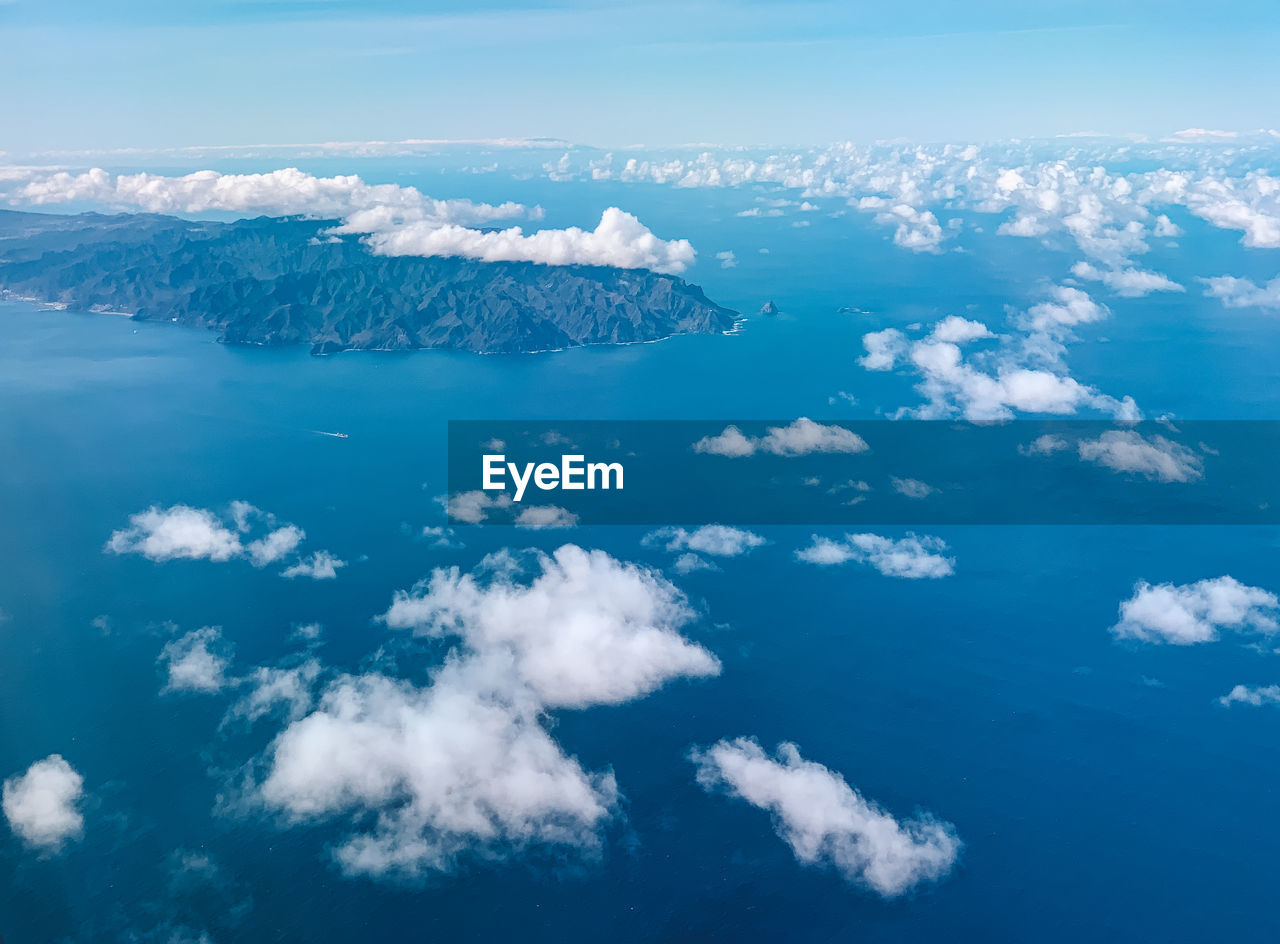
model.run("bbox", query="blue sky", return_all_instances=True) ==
[3,0,1280,152]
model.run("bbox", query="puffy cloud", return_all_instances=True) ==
[106,505,241,562]
[252,546,719,878]
[1022,285,1109,331]
[160,627,233,694]
[1219,684,1280,707]
[1077,431,1203,483]
[226,660,322,725]
[643,525,765,557]
[1202,275,1280,311]
[795,533,954,578]
[513,505,579,530]
[930,316,993,344]
[1112,576,1278,644]
[382,545,719,709]
[281,551,347,580]
[446,489,513,525]
[1070,262,1184,297]
[715,250,738,268]
[3,755,85,851]
[245,525,306,566]
[859,328,908,371]
[690,739,960,897]
[891,477,935,499]
[672,553,718,575]
[1018,433,1070,456]
[694,419,868,457]
[4,167,696,274]
[107,502,342,577]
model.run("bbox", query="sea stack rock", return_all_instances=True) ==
[760,300,780,315]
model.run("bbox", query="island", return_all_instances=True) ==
[0,210,739,354]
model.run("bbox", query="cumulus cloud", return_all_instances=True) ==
[1070,262,1183,297]
[3,755,85,851]
[795,533,954,578]
[1077,431,1203,482]
[859,328,908,371]
[4,167,696,273]
[930,316,993,343]
[1112,576,1278,644]
[1219,683,1280,707]
[690,739,960,897]
[643,525,765,558]
[446,489,513,525]
[694,419,868,457]
[281,550,347,580]
[160,627,233,694]
[1202,275,1280,311]
[513,505,579,530]
[383,545,719,709]
[672,553,719,575]
[106,505,242,562]
[715,250,738,268]
[250,546,719,878]
[226,660,322,725]
[107,502,342,577]
[891,477,935,499]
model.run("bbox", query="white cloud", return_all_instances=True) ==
[160,626,233,694]
[513,505,579,530]
[1202,275,1280,311]
[1112,576,1278,645]
[643,525,765,557]
[1077,431,1203,482]
[3,755,85,851]
[859,328,908,371]
[107,502,341,577]
[446,489,513,524]
[1023,285,1109,331]
[672,553,718,575]
[106,505,242,562]
[694,419,868,457]
[382,545,720,709]
[930,316,993,344]
[252,546,719,878]
[1070,261,1183,297]
[690,739,960,897]
[1220,684,1280,707]
[5,167,696,273]
[281,550,346,580]
[796,533,954,578]
[245,525,306,566]
[891,477,935,499]
[715,250,738,268]
[1018,433,1070,456]
[226,660,322,725]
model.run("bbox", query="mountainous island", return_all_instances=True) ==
[0,210,739,354]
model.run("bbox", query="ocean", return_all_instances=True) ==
[4,171,1280,942]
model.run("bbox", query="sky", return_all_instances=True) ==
[4,0,1280,153]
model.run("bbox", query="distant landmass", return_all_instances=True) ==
[0,210,738,354]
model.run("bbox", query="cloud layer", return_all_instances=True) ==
[3,167,696,274]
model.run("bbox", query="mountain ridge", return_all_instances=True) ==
[0,210,739,354]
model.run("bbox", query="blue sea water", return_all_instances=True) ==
[5,176,1280,942]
